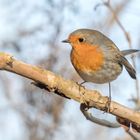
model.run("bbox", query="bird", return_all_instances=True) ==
[62,28,139,104]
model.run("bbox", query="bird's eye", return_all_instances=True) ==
[78,38,85,42]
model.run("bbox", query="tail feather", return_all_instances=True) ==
[121,49,139,56]
[120,56,136,79]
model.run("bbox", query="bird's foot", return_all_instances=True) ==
[76,81,87,105]
[105,97,111,113]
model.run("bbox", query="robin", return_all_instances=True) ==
[62,29,139,101]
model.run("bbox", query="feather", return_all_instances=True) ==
[121,49,139,56]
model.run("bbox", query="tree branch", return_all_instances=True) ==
[80,103,120,128]
[0,52,140,130]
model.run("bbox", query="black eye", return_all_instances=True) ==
[78,38,85,42]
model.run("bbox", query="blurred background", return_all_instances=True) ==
[0,0,140,140]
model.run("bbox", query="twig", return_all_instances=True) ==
[102,0,140,104]
[80,104,120,128]
[95,0,140,110]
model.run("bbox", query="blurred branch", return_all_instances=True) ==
[100,0,140,106]
[105,0,140,103]
[0,52,140,130]
[109,0,139,105]
[80,103,120,128]
[102,0,131,46]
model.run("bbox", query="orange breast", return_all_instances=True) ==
[71,43,104,72]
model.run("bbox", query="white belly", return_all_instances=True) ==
[77,62,122,84]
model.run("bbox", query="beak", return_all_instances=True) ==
[62,39,70,43]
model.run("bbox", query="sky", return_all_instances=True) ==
[0,0,140,140]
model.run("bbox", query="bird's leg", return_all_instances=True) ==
[106,82,111,112]
[109,82,111,101]
[76,81,87,104]
[80,81,86,85]
[76,81,86,88]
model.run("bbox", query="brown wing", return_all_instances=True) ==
[121,49,139,56]
[100,37,137,79]
[120,56,136,79]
